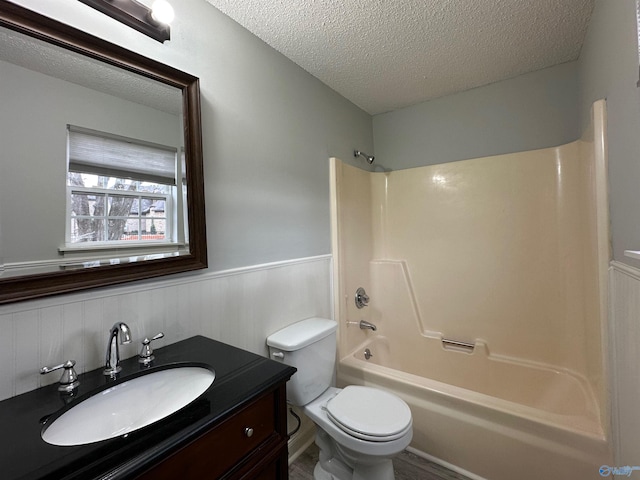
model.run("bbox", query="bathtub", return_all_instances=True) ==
[331,100,613,479]
[337,335,611,480]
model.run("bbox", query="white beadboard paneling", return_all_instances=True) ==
[62,302,85,375]
[119,291,145,361]
[0,255,331,401]
[38,306,63,388]
[244,269,269,353]
[162,284,180,346]
[205,277,223,341]
[175,283,192,343]
[219,276,244,351]
[14,310,40,395]
[0,311,15,397]
[610,261,640,465]
[146,287,168,351]
[83,298,105,375]
[190,279,207,339]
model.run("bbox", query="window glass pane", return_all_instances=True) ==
[129,198,141,215]
[69,217,104,243]
[123,217,141,240]
[70,192,104,217]
[140,182,170,194]
[109,178,137,191]
[141,213,166,240]
[108,194,137,216]
[108,218,130,241]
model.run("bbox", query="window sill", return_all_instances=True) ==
[59,241,184,255]
[1,243,190,277]
[57,242,189,269]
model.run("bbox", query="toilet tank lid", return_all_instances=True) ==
[267,317,337,351]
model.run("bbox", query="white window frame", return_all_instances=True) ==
[62,126,185,258]
[66,184,173,247]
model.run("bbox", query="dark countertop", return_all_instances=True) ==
[0,335,296,480]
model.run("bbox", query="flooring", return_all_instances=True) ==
[289,442,472,480]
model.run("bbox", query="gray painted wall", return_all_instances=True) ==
[372,61,580,171]
[579,0,640,268]
[8,0,373,272]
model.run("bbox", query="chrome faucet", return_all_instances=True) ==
[359,320,377,331]
[40,359,80,392]
[104,322,132,376]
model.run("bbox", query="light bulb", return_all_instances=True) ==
[150,0,174,25]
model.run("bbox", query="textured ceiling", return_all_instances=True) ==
[205,0,594,115]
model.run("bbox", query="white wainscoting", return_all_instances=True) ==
[0,255,332,401]
[609,261,640,466]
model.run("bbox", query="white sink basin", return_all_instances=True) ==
[42,365,215,446]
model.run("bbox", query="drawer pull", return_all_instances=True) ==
[244,427,254,438]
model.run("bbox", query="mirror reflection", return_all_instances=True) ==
[0,2,206,303]
[0,27,186,278]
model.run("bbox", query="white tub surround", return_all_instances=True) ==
[331,100,612,479]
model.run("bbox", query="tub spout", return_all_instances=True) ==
[359,320,377,331]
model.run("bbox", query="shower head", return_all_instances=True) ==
[354,150,375,164]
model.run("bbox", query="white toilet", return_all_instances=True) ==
[266,317,413,480]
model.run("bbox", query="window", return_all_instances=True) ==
[65,126,182,251]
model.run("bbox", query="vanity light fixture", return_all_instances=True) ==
[150,0,175,25]
[78,0,174,43]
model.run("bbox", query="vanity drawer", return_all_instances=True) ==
[136,390,280,479]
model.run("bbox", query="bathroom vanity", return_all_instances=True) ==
[0,336,296,479]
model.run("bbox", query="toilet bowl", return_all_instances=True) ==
[305,386,413,455]
[266,317,413,480]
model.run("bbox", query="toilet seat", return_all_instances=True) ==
[325,386,412,442]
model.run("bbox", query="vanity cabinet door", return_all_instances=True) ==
[135,384,289,479]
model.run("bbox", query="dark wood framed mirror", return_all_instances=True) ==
[0,0,207,304]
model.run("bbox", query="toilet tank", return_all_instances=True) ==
[266,318,337,406]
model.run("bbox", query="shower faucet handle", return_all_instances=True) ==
[355,287,370,309]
